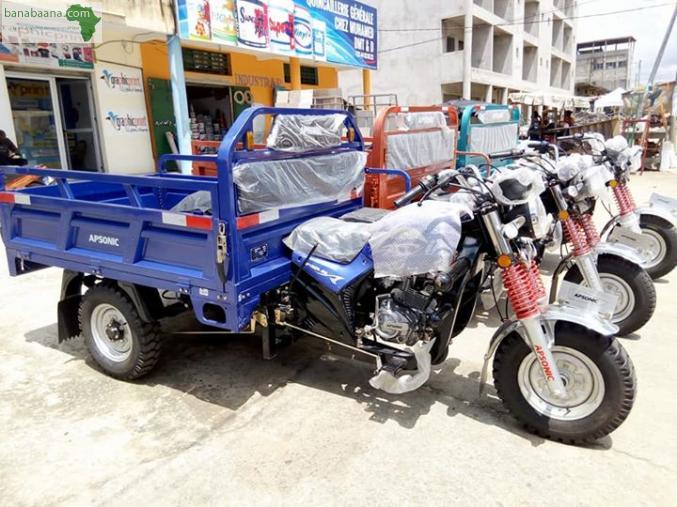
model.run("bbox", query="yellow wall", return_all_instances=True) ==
[140,42,339,106]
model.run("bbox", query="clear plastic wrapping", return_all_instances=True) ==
[476,109,511,124]
[384,111,447,131]
[283,216,371,263]
[580,164,614,200]
[284,200,464,278]
[615,146,643,173]
[468,123,518,155]
[604,135,629,155]
[382,111,455,170]
[368,201,463,278]
[234,151,367,213]
[171,191,212,214]
[489,166,546,206]
[557,153,594,182]
[385,128,456,170]
[266,114,347,152]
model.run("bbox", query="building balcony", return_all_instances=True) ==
[523,31,539,48]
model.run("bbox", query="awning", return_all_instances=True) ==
[508,92,591,110]
[593,87,627,110]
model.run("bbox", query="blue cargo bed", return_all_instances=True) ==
[0,107,373,331]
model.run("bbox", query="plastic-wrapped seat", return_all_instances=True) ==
[341,207,391,224]
[283,217,371,263]
[285,200,463,278]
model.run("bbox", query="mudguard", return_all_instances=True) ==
[595,241,644,266]
[479,305,618,393]
[649,193,677,222]
[637,206,676,228]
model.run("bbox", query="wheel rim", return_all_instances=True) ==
[90,304,132,362]
[600,273,635,323]
[638,228,667,269]
[518,346,605,421]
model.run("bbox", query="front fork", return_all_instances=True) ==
[549,185,612,319]
[481,208,567,398]
[611,181,642,234]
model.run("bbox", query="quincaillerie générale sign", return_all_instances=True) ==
[176,0,377,69]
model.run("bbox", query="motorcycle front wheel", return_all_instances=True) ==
[563,254,656,336]
[493,323,636,445]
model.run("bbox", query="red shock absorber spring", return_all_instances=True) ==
[613,183,637,216]
[529,259,547,301]
[562,217,592,256]
[577,213,601,248]
[502,263,540,319]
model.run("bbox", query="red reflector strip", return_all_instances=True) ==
[186,215,213,230]
[162,212,213,231]
[237,209,280,230]
[0,192,30,205]
[237,214,260,230]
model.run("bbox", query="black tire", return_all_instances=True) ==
[563,254,656,336]
[493,323,636,445]
[639,214,677,279]
[79,285,162,380]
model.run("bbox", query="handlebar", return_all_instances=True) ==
[393,177,432,208]
[491,149,525,160]
[393,170,461,208]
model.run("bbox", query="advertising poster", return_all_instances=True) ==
[176,0,377,69]
[94,62,155,174]
[0,32,94,68]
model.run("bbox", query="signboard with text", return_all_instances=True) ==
[0,32,95,69]
[176,0,377,69]
[94,62,155,174]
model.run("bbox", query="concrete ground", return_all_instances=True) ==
[1,172,676,506]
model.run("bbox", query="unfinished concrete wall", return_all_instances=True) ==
[523,46,538,82]
[493,32,513,74]
[472,24,493,70]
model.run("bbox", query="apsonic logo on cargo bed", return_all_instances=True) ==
[89,234,120,247]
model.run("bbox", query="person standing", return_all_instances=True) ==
[0,130,27,166]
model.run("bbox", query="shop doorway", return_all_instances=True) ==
[57,79,102,171]
[5,73,102,171]
[185,83,253,140]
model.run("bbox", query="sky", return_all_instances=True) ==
[577,0,677,84]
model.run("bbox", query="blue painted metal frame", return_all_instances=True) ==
[364,167,412,192]
[456,103,520,171]
[0,106,370,332]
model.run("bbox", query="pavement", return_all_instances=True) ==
[1,172,676,506]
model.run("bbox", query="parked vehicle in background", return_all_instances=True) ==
[364,106,458,209]
[0,107,637,444]
[447,100,521,171]
[560,134,677,279]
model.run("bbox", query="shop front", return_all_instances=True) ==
[0,1,175,175]
[140,0,378,172]
[141,41,341,167]
[0,43,103,171]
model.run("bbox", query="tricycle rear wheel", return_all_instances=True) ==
[79,285,162,380]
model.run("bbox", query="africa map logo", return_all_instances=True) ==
[64,4,101,42]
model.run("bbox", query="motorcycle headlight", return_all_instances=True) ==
[527,195,552,240]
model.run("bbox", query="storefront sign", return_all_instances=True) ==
[233,73,283,87]
[0,32,95,69]
[94,62,154,173]
[176,0,377,69]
